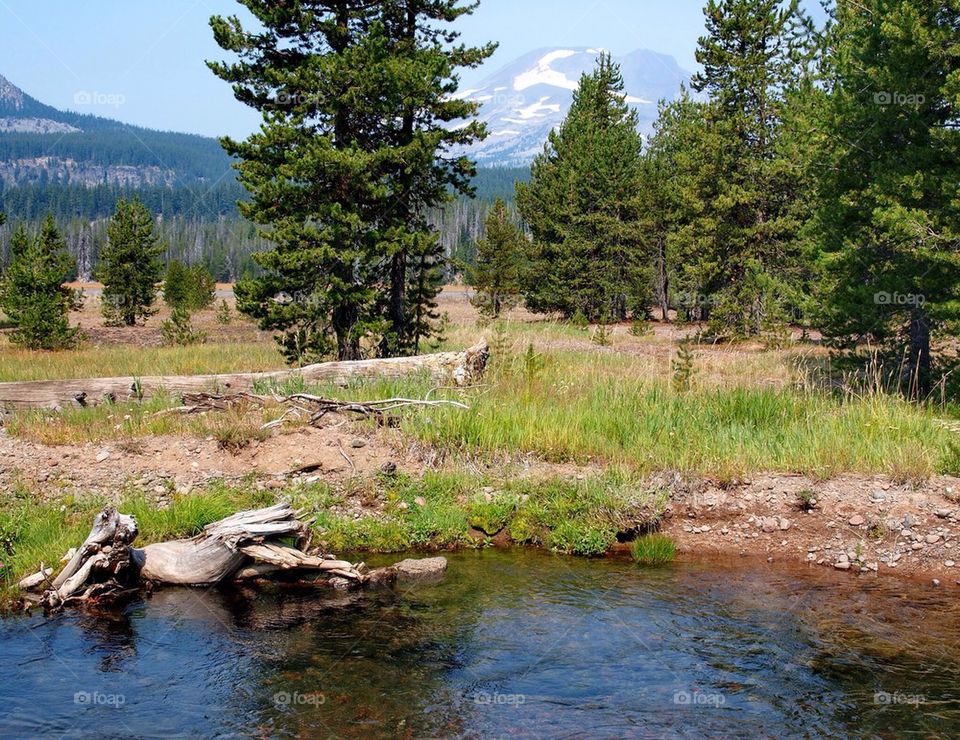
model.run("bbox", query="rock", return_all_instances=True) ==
[848,515,865,527]
[393,556,447,581]
[911,543,925,550]
[933,579,941,587]
[95,449,110,463]
[350,439,367,449]
[414,496,426,507]
[266,479,285,490]
[396,501,409,511]
[834,561,851,570]
[380,461,398,475]
[778,517,791,531]
[865,562,879,572]
[926,534,941,544]
[870,491,885,503]
[946,560,956,568]
[903,513,917,528]
[761,517,778,533]
[936,508,952,519]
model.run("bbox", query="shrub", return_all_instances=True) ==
[163,260,215,312]
[160,307,207,346]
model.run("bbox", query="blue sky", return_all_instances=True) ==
[0,0,825,139]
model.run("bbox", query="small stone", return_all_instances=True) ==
[936,508,952,519]
[778,517,791,531]
[911,543,925,550]
[946,560,956,568]
[95,449,110,463]
[393,556,447,581]
[926,534,941,544]
[397,501,409,511]
[903,513,918,528]
[834,561,851,570]
[932,579,941,587]
[414,496,426,507]
[848,515,865,527]
[761,517,778,533]
[865,562,879,572]
[266,479,285,490]
[350,439,367,449]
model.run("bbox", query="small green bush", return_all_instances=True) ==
[631,534,676,566]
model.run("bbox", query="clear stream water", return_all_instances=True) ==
[3,549,959,738]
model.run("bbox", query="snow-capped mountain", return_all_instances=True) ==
[457,47,690,166]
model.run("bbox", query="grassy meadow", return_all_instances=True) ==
[2,306,959,480]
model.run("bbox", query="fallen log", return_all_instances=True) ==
[0,339,489,409]
[20,503,444,611]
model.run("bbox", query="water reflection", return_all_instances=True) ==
[3,549,960,737]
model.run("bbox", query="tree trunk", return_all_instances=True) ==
[658,238,670,322]
[908,306,932,398]
[0,340,488,409]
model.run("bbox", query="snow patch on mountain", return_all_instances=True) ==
[456,47,689,167]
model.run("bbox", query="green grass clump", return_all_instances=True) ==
[631,534,676,566]
[308,472,665,557]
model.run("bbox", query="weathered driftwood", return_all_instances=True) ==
[20,503,446,611]
[0,339,489,409]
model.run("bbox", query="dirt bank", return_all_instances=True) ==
[3,416,959,585]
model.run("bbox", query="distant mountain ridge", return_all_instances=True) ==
[0,45,689,189]
[458,47,689,166]
[0,73,234,189]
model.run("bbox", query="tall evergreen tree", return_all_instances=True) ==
[98,198,165,326]
[687,0,812,337]
[209,0,492,364]
[638,91,709,321]
[814,0,960,397]
[0,217,81,349]
[374,0,496,356]
[469,198,524,318]
[517,54,647,321]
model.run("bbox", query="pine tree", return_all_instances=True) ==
[517,54,647,322]
[814,0,960,398]
[209,1,493,364]
[469,198,524,318]
[163,260,215,312]
[638,92,709,321]
[687,0,813,338]
[98,198,164,326]
[0,217,81,349]
[373,0,496,356]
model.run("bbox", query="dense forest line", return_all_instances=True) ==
[0,168,528,281]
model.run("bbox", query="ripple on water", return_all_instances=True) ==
[3,549,960,737]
